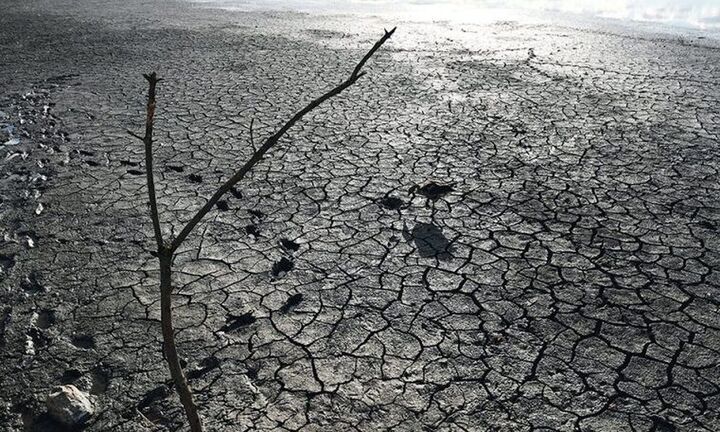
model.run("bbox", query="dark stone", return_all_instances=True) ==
[280,238,300,251]
[271,257,294,277]
[281,293,303,313]
[378,196,403,210]
[220,312,256,332]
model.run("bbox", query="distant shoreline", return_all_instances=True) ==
[187,0,720,37]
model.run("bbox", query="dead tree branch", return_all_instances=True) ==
[169,27,396,253]
[128,72,164,251]
[130,72,203,432]
[129,27,396,432]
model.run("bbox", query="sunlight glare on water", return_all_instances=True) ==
[192,0,720,31]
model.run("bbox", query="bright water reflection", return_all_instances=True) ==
[192,0,720,31]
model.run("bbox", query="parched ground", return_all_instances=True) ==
[1,1,719,431]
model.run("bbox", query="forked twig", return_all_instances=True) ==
[129,28,396,432]
[129,73,203,431]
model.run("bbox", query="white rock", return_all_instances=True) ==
[24,335,35,356]
[46,385,95,427]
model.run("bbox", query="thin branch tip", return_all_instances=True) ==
[349,26,396,79]
[136,73,165,252]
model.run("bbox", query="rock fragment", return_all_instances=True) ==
[46,384,95,427]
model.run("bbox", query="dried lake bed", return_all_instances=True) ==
[1,0,719,430]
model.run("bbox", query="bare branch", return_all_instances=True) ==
[159,254,203,432]
[169,28,396,252]
[351,27,395,79]
[135,71,165,252]
[130,29,396,432]
[136,73,203,431]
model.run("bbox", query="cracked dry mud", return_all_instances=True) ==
[1,1,720,431]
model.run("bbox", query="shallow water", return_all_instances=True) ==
[190,0,720,34]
